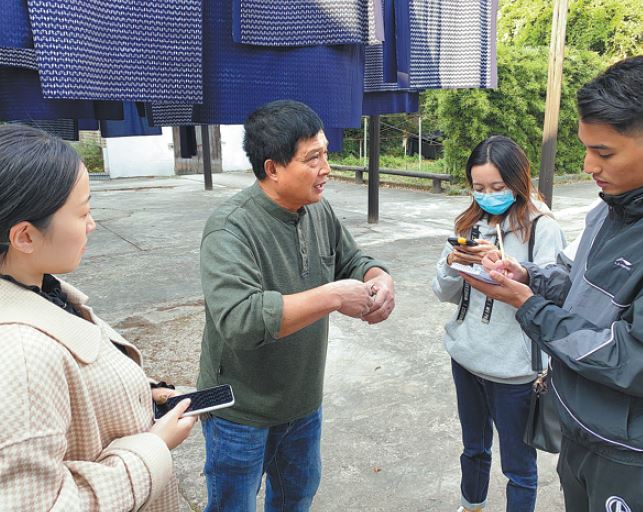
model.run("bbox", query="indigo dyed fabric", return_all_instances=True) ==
[363,91,418,116]
[0,67,125,122]
[26,0,203,102]
[232,0,379,47]
[7,119,79,140]
[150,0,365,129]
[394,0,498,89]
[0,48,37,70]
[100,102,162,138]
[0,0,32,48]
[0,68,95,120]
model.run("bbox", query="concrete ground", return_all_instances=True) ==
[72,172,600,511]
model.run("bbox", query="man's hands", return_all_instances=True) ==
[329,269,395,324]
[362,271,395,324]
[330,279,376,318]
[459,249,533,309]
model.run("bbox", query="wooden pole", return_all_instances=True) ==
[210,124,223,173]
[367,115,381,223]
[363,117,368,168]
[538,0,569,208]
[418,115,422,171]
[201,124,213,190]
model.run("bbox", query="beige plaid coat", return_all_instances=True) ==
[0,278,179,511]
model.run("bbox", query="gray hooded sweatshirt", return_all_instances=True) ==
[432,202,567,384]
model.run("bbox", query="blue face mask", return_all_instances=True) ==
[472,189,516,215]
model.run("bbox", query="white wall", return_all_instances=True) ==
[103,125,251,177]
[221,125,251,171]
[104,127,174,178]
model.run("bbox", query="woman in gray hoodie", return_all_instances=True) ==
[432,136,566,512]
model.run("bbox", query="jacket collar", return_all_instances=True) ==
[0,278,100,363]
[600,186,643,223]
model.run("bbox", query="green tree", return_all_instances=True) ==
[498,0,642,60]
[431,45,602,181]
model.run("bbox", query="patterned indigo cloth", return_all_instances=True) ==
[0,0,33,48]
[232,0,380,47]
[149,0,365,129]
[26,0,203,102]
[0,67,125,122]
[100,102,162,138]
[0,48,37,70]
[394,0,498,89]
[6,119,79,141]
[0,68,95,120]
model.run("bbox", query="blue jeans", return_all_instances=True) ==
[201,408,322,512]
[451,359,537,512]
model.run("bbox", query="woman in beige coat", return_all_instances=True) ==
[0,124,196,511]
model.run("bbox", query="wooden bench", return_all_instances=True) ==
[332,164,452,194]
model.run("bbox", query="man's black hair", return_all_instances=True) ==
[243,100,324,179]
[577,55,643,134]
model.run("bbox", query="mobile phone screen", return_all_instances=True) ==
[154,384,235,420]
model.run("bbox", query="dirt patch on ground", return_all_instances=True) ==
[114,302,205,386]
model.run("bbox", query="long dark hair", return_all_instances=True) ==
[0,124,81,260]
[455,135,543,242]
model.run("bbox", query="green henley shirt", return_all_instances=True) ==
[197,182,387,427]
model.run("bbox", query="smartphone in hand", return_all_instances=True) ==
[154,384,235,420]
[448,236,479,247]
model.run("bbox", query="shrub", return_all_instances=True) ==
[73,140,104,173]
[429,45,602,183]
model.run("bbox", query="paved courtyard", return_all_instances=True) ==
[71,172,600,511]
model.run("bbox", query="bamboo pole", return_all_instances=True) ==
[538,0,569,208]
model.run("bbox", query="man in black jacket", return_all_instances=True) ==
[461,56,643,511]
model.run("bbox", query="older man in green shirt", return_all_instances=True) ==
[198,100,395,512]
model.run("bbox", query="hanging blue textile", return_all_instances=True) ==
[363,91,418,116]
[0,67,125,122]
[0,48,37,70]
[362,25,419,116]
[149,0,364,129]
[324,127,344,153]
[232,0,378,47]
[25,0,203,103]
[7,119,79,140]
[146,104,196,127]
[393,0,498,89]
[100,102,162,138]
[0,67,95,120]
[79,119,100,131]
[179,126,198,158]
[0,0,32,48]
[381,0,398,83]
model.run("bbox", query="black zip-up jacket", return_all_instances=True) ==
[516,186,643,463]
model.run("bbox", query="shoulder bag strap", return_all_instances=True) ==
[529,216,543,372]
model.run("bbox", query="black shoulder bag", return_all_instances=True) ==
[522,216,562,453]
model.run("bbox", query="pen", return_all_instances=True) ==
[496,224,506,269]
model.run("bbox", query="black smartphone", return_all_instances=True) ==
[448,236,479,247]
[153,384,235,420]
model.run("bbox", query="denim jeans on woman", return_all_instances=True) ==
[451,359,537,512]
[201,407,322,512]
